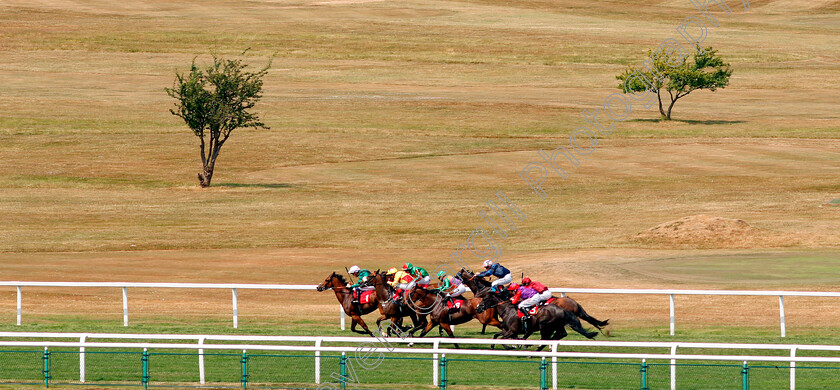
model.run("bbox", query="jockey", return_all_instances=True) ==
[508,282,539,332]
[387,267,413,302]
[436,271,467,301]
[522,277,551,304]
[476,260,512,292]
[403,262,430,292]
[348,265,374,305]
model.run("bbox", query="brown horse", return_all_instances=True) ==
[316,272,377,336]
[370,271,423,336]
[407,287,478,348]
[458,268,610,335]
[476,290,598,350]
[455,269,503,334]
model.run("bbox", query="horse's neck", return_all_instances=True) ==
[332,285,349,301]
[374,279,391,300]
[495,301,515,319]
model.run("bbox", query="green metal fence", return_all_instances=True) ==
[2,348,840,389]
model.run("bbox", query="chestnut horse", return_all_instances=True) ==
[370,270,423,336]
[458,268,609,335]
[317,272,377,336]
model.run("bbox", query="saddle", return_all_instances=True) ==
[352,290,375,305]
[445,299,464,310]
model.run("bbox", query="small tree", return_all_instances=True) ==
[166,55,270,187]
[617,46,732,120]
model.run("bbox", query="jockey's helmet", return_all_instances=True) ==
[386,267,398,275]
[482,259,493,269]
[522,277,531,285]
[437,270,446,279]
[402,262,412,270]
[507,283,519,291]
[348,265,360,275]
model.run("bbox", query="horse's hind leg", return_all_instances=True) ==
[537,327,555,351]
[440,322,460,349]
[567,313,598,339]
[481,323,487,334]
[351,315,375,337]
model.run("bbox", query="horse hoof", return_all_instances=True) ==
[408,342,414,347]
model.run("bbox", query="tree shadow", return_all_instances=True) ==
[629,118,745,125]
[215,183,294,189]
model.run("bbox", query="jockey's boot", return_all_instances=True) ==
[352,288,361,306]
[520,308,531,333]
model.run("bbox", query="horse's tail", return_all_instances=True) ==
[576,304,609,330]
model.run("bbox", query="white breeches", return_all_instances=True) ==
[518,295,541,310]
[490,273,512,287]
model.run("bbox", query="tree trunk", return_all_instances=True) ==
[198,143,223,188]
[198,166,213,187]
[666,97,677,120]
[656,89,667,120]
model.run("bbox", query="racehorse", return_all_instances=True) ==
[317,272,377,336]
[454,268,502,334]
[407,286,481,348]
[370,270,423,336]
[476,290,598,350]
[458,268,610,335]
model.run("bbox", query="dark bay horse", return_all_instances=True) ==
[317,272,377,336]
[458,268,610,335]
[370,271,423,336]
[454,269,502,334]
[476,290,598,350]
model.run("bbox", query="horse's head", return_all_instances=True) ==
[476,288,511,313]
[316,272,342,292]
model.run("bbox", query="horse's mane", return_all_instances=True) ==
[333,273,348,285]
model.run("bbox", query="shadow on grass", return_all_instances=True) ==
[629,118,745,125]
[215,183,294,189]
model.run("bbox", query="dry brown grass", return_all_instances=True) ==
[0,0,838,332]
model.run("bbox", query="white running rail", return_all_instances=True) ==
[0,332,839,390]
[3,281,839,336]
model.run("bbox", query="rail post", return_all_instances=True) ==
[314,338,322,384]
[551,342,558,390]
[779,295,786,337]
[16,286,22,326]
[340,305,346,330]
[240,349,249,389]
[141,348,149,390]
[789,348,796,390]
[640,359,649,390]
[340,352,347,390]
[80,335,87,383]
[540,357,547,390]
[42,346,51,388]
[439,354,447,390]
[122,287,129,327]
[432,340,440,386]
[669,294,675,336]
[198,337,206,384]
[670,344,677,390]
[232,288,239,329]
[742,361,749,390]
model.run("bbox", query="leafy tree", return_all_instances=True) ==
[617,46,732,120]
[166,55,271,187]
